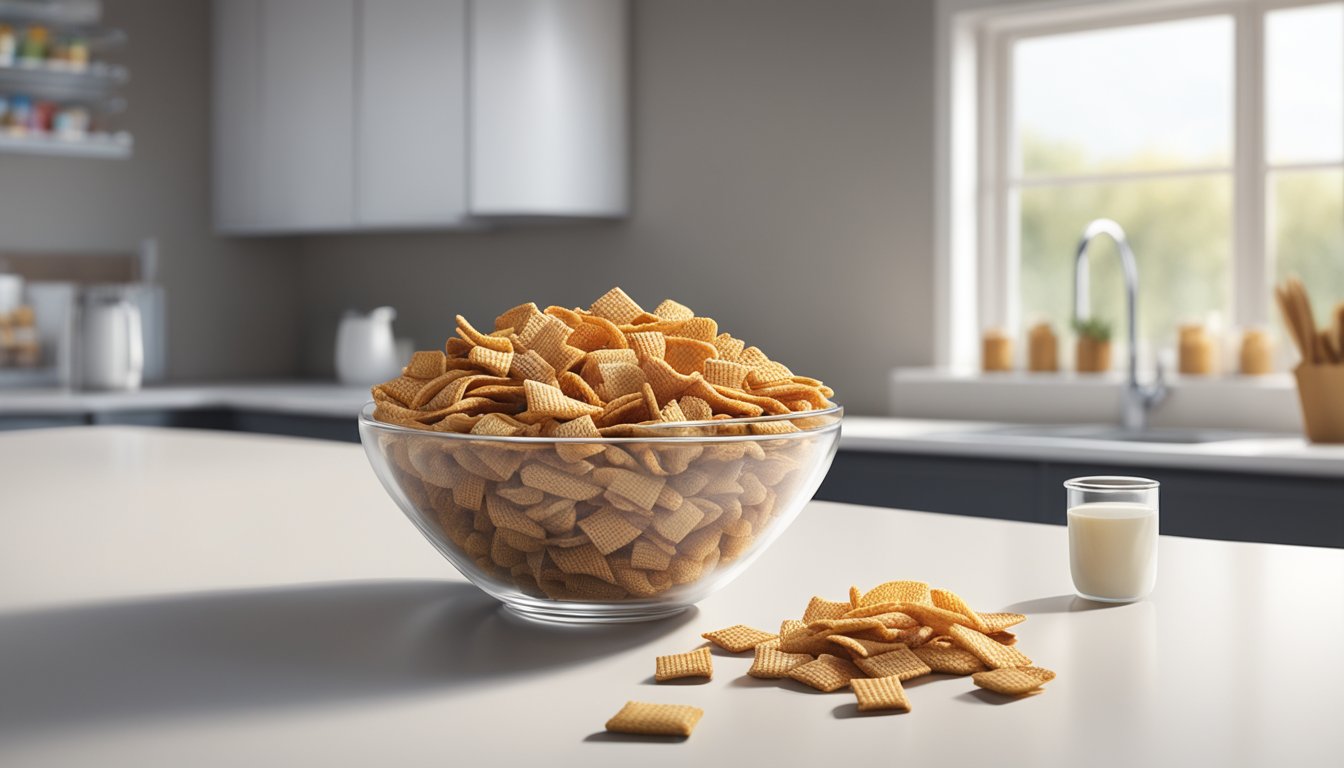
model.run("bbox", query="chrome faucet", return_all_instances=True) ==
[1072,219,1166,432]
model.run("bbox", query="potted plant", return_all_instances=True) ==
[1073,317,1113,373]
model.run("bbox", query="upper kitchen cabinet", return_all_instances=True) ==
[211,0,628,235]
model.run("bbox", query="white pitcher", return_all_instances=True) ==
[335,306,403,386]
[79,289,144,391]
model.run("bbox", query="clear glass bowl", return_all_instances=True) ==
[358,402,842,623]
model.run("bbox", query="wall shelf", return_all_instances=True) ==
[0,1,130,158]
[0,130,131,157]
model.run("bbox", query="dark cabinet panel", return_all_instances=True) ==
[818,451,1044,522]
[818,450,1344,548]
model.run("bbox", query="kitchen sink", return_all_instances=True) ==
[959,424,1284,444]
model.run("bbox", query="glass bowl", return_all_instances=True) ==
[358,403,842,623]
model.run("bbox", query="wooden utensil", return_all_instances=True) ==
[1275,285,1309,362]
[1287,278,1321,364]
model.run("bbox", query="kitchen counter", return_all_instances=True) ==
[841,416,1344,478]
[1,427,1339,767]
[0,381,370,418]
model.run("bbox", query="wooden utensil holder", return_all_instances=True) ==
[1294,365,1344,443]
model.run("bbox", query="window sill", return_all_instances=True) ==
[890,367,1302,433]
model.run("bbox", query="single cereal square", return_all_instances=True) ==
[788,653,864,692]
[701,624,778,653]
[851,675,912,712]
[948,624,1033,669]
[853,647,932,681]
[655,647,713,682]
[748,646,814,679]
[605,701,703,737]
[795,597,849,621]
[979,611,1028,633]
[971,666,1056,696]
[911,642,987,675]
[827,635,909,659]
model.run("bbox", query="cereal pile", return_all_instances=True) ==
[368,288,839,603]
[606,581,1055,736]
[371,286,834,436]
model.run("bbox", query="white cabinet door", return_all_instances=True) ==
[470,0,628,217]
[256,0,356,231]
[357,0,469,227]
[212,0,264,232]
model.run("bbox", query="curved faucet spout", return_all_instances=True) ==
[1072,218,1166,431]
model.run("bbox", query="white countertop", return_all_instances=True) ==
[1,427,1339,767]
[0,381,370,418]
[841,415,1344,478]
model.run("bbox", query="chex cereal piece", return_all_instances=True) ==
[826,635,909,659]
[749,646,813,679]
[980,612,1027,633]
[655,647,713,682]
[948,624,1033,669]
[931,588,987,632]
[859,580,932,607]
[911,643,987,675]
[576,508,643,555]
[590,287,646,325]
[808,617,884,634]
[971,666,1056,696]
[851,675,912,712]
[897,603,981,635]
[468,345,513,377]
[519,463,603,501]
[653,298,695,321]
[592,467,666,511]
[788,653,864,692]
[605,701,703,737]
[853,647,931,681]
[548,543,615,583]
[803,596,852,622]
[523,379,603,419]
[778,629,837,656]
[701,624,777,653]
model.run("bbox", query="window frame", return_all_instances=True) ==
[935,0,1343,371]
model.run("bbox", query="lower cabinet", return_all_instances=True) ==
[816,450,1344,548]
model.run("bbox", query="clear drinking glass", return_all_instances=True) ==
[1065,476,1159,603]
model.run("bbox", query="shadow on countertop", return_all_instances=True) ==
[0,580,695,738]
[1002,594,1123,614]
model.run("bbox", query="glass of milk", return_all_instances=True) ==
[1065,476,1159,603]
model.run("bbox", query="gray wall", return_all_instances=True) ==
[297,0,937,415]
[0,0,302,380]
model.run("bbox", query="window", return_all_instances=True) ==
[940,0,1344,369]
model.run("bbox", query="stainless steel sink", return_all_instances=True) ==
[960,424,1282,444]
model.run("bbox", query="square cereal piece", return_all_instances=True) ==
[971,666,1056,696]
[948,624,1033,669]
[826,635,909,659]
[701,624,778,653]
[859,580,932,607]
[980,612,1028,633]
[911,643,987,675]
[851,675,912,712]
[788,653,864,692]
[930,588,987,632]
[803,596,853,622]
[749,646,814,679]
[605,701,703,737]
[853,647,931,681]
[655,647,713,682]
